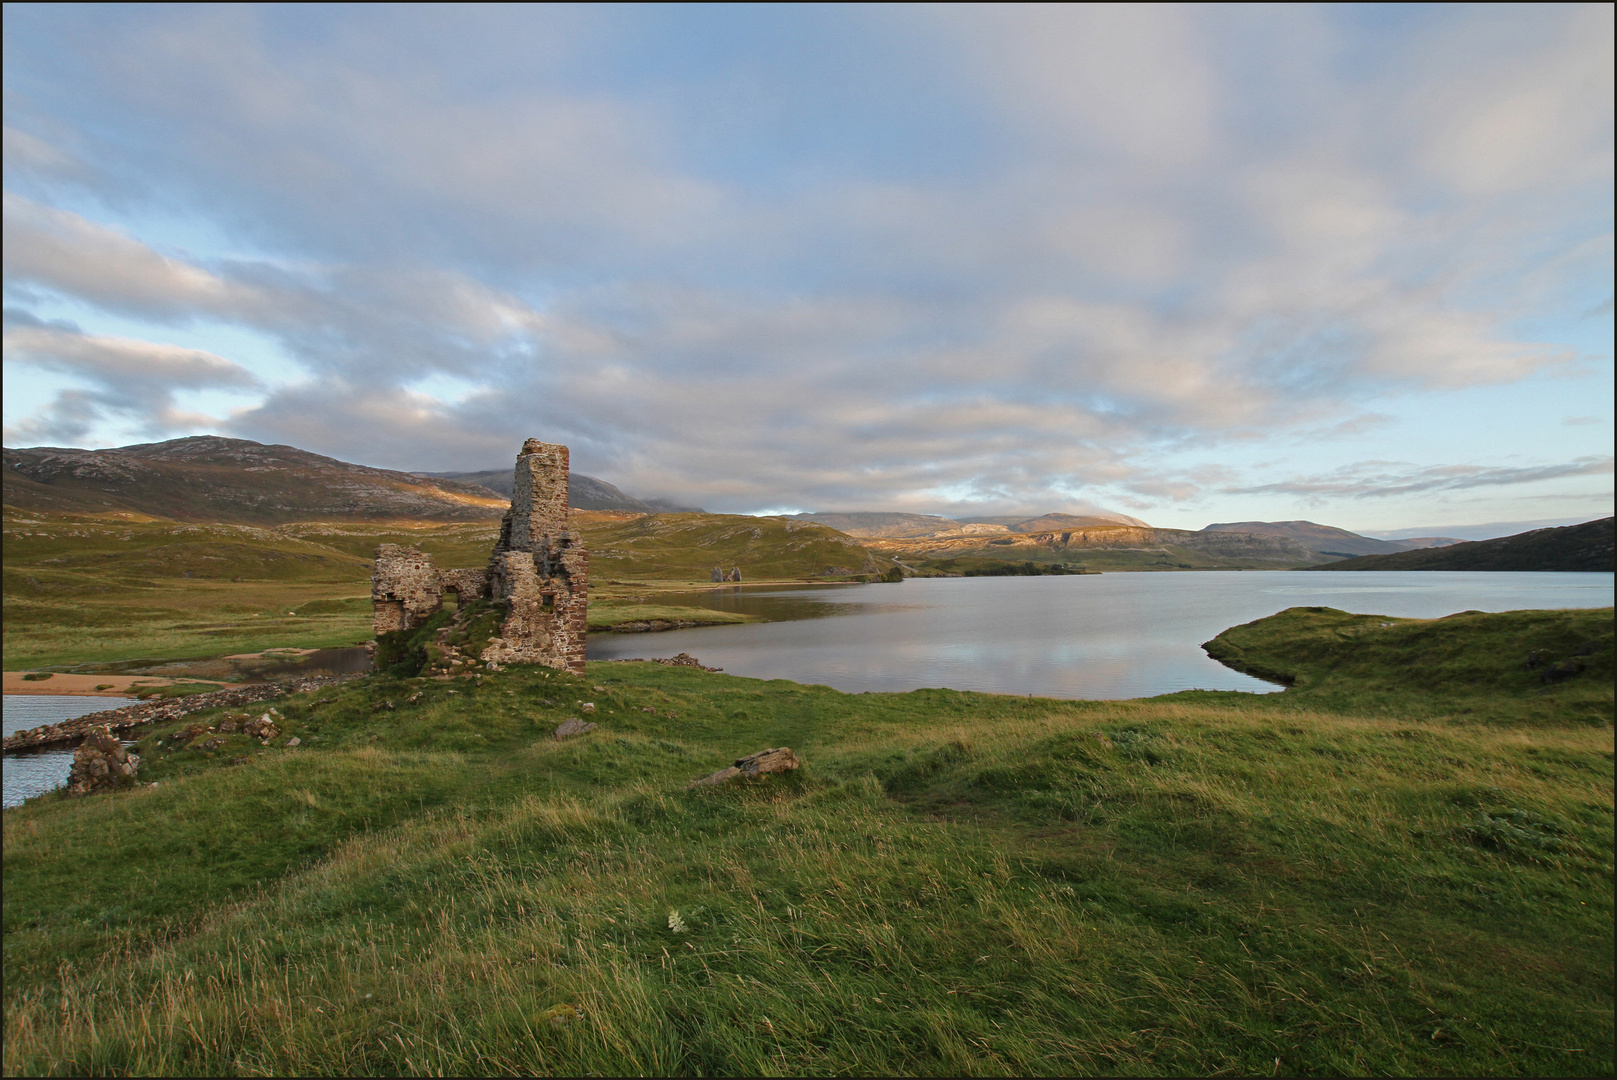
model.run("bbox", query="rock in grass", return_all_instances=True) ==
[689,747,800,788]
[67,727,139,796]
[243,714,280,740]
[554,717,597,740]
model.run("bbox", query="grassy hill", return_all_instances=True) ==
[882,525,1334,572]
[1310,517,1613,572]
[3,608,1610,1075]
[418,470,703,513]
[1201,519,1407,557]
[1202,605,1614,725]
[4,437,507,523]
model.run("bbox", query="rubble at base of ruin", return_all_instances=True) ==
[371,438,589,674]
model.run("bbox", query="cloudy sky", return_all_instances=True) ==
[3,3,1612,536]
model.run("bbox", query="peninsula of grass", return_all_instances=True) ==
[4,606,1611,1076]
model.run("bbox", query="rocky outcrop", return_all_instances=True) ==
[243,713,281,741]
[594,652,723,671]
[690,747,800,788]
[1,673,363,751]
[66,726,140,796]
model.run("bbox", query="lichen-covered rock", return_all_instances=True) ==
[689,747,800,788]
[554,718,597,740]
[67,727,139,796]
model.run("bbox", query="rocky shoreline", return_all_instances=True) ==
[2,673,366,752]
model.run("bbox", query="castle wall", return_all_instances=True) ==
[438,568,489,599]
[371,544,445,634]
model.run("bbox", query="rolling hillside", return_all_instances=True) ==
[1308,516,1614,572]
[577,510,890,581]
[4,438,507,523]
[421,469,702,513]
[868,523,1334,571]
[1200,520,1461,557]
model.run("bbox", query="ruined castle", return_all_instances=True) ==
[371,439,588,673]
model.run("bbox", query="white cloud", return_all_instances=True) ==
[0,4,1609,521]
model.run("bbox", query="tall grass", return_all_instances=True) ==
[5,611,1612,1075]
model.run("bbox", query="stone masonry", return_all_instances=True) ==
[371,438,588,674]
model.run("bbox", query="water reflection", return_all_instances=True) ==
[635,584,911,623]
[590,571,1613,700]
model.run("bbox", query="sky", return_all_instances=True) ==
[2,3,1612,538]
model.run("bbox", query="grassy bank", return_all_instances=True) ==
[4,607,1611,1075]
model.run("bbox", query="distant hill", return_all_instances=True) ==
[577,510,891,580]
[789,512,968,538]
[2,437,705,523]
[420,470,703,513]
[1201,520,1465,558]
[1384,536,1467,551]
[864,523,1334,570]
[1309,517,1613,572]
[4,437,509,523]
[794,510,1149,539]
[957,511,1151,531]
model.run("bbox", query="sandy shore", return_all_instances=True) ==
[3,673,227,697]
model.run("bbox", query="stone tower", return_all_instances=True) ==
[370,438,588,674]
[482,439,589,672]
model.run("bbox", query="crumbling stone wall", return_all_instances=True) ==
[438,568,489,601]
[372,544,445,633]
[371,438,588,673]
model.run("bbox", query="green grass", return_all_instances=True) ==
[1,515,505,668]
[582,512,892,582]
[3,513,869,669]
[1202,605,1614,726]
[587,602,757,631]
[4,608,1612,1076]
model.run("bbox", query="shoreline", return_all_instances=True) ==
[2,672,366,751]
[3,672,230,697]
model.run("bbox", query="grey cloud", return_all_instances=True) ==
[1225,457,1614,500]
[3,322,258,390]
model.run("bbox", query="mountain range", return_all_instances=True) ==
[4,437,1575,571]
[1201,520,1463,557]
[1308,517,1613,572]
[417,469,703,514]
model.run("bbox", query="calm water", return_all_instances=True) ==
[589,571,1615,698]
[8,571,1610,807]
[3,695,142,810]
